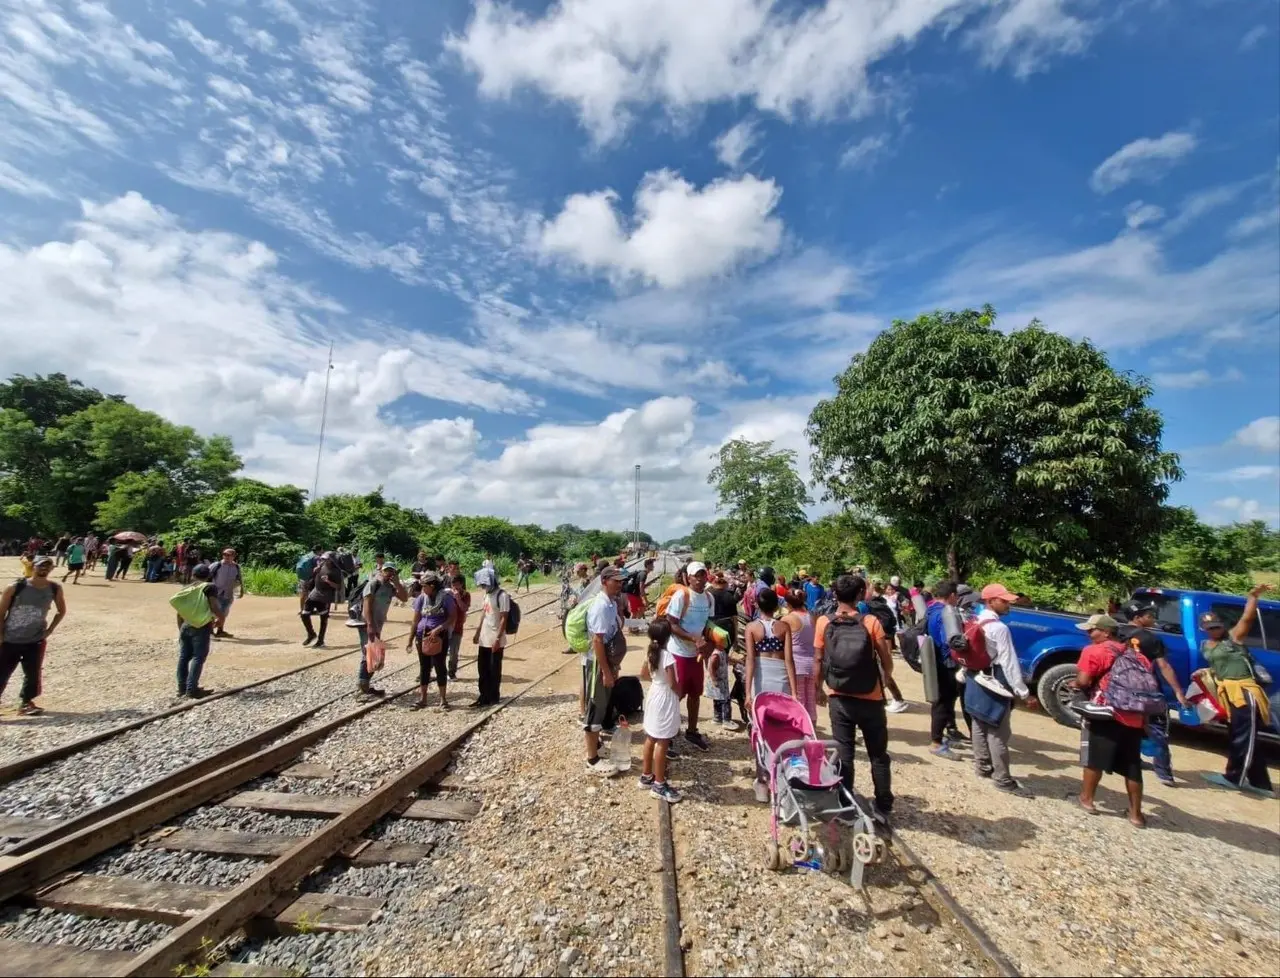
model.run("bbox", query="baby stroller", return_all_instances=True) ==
[751,692,889,887]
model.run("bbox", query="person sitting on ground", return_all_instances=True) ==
[301,553,344,649]
[1202,584,1275,794]
[409,571,455,710]
[1075,613,1152,826]
[0,555,67,715]
[640,618,682,803]
[584,565,628,776]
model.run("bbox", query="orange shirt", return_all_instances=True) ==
[813,613,886,701]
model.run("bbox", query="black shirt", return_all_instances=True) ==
[709,586,739,623]
[1118,623,1166,661]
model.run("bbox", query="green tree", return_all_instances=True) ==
[173,480,320,567]
[308,489,434,558]
[705,439,811,564]
[808,308,1182,583]
[0,373,108,430]
[96,470,191,534]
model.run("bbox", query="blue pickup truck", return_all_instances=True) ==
[1003,588,1280,728]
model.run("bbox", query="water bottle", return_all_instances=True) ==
[612,717,633,771]
[783,754,809,782]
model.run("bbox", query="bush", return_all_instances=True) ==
[242,565,297,597]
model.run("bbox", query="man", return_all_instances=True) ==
[1119,600,1189,787]
[174,564,220,698]
[622,558,655,620]
[301,553,344,649]
[926,580,969,759]
[744,566,775,622]
[411,550,431,579]
[448,573,471,681]
[0,556,66,715]
[356,562,408,697]
[84,532,99,572]
[208,549,244,639]
[584,565,627,775]
[812,574,894,821]
[804,572,825,614]
[1202,584,1274,794]
[515,555,531,593]
[62,537,86,585]
[296,546,322,612]
[665,560,715,752]
[965,583,1034,796]
[52,534,69,567]
[1075,613,1151,826]
[471,567,510,707]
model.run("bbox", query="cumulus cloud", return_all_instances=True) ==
[1090,131,1198,194]
[1212,497,1280,525]
[539,170,784,288]
[449,0,1098,141]
[714,120,758,170]
[1232,416,1280,453]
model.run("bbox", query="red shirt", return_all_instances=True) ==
[1078,641,1149,729]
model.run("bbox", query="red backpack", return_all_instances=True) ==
[950,617,993,671]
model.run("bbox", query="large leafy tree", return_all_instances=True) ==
[308,489,434,557]
[705,439,811,564]
[808,308,1183,583]
[173,480,320,567]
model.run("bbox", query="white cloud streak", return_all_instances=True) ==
[1090,130,1197,194]
[1233,417,1280,454]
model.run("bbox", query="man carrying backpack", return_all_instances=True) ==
[965,583,1034,796]
[296,546,321,612]
[1075,613,1162,827]
[172,564,221,697]
[812,574,895,822]
[1119,601,1189,787]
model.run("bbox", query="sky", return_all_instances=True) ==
[0,0,1278,540]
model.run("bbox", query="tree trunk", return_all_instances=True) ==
[947,547,960,582]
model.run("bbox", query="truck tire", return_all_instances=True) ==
[1037,662,1083,728]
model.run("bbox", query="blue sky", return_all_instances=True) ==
[1,0,1277,537]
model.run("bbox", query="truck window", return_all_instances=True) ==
[1210,602,1266,650]
[1141,594,1183,635]
[1259,609,1280,652]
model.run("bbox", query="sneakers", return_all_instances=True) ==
[1157,776,1177,788]
[17,702,44,716]
[974,672,1013,698]
[187,688,211,699]
[312,641,326,649]
[302,636,315,647]
[666,744,682,760]
[752,779,770,803]
[358,686,386,698]
[930,744,960,761]
[945,727,969,743]
[638,773,656,789]
[685,730,710,752]
[994,779,1032,798]
[721,719,741,733]
[586,758,620,777]
[886,698,909,714]
[651,782,682,804]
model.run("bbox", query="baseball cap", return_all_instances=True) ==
[737,559,747,566]
[1076,613,1119,632]
[600,565,623,581]
[686,561,708,576]
[33,555,54,569]
[420,570,440,584]
[890,575,901,587]
[1200,611,1225,629]
[1123,600,1154,620]
[382,562,398,573]
[980,582,1019,603]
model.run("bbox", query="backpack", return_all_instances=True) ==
[899,623,925,673]
[813,591,838,620]
[621,570,644,596]
[654,583,690,619]
[564,599,592,653]
[346,576,372,624]
[822,615,879,696]
[169,582,215,628]
[950,616,993,671]
[296,554,317,579]
[1103,639,1166,715]
[501,589,522,635]
[865,596,897,642]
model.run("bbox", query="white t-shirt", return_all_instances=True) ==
[478,589,511,649]
[587,590,619,642]
[666,586,712,659]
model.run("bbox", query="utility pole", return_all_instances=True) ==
[311,341,334,502]
[634,464,641,550]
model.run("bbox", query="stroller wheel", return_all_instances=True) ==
[852,832,877,865]
[764,841,781,871]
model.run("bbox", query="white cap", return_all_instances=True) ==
[890,575,901,587]
[686,561,708,576]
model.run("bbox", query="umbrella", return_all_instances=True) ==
[109,531,148,544]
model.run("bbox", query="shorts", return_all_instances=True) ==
[674,655,703,698]
[217,595,234,616]
[1080,718,1144,783]
[297,580,310,594]
[302,597,331,616]
[582,655,616,733]
[67,563,84,571]
[418,650,448,686]
[626,593,644,617]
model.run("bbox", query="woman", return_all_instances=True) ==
[408,572,455,710]
[1203,584,1274,794]
[744,588,797,706]
[782,588,818,724]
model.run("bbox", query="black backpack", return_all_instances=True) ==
[813,591,838,620]
[866,596,897,642]
[899,623,925,673]
[822,616,878,695]
[497,589,522,635]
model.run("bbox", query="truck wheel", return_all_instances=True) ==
[1037,663,1083,728]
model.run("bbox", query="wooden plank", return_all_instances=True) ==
[280,762,335,779]
[0,815,60,839]
[34,874,223,925]
[146,829,432,865]
[224,790,480,821]
[265,891,384,933]
[119,653,578,978]
[0,938,132,977]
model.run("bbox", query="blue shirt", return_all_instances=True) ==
[804,580,824,611]
[926,600,954,667]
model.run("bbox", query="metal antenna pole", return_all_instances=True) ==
[634,464,641,548]
[311,341,334,501]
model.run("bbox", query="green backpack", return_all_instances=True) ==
[170,583,215,628]
[564,599,593,654]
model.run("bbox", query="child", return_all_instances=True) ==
[705,631,739,731]
[640,619,681,803]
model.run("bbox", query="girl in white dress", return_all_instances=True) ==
[640,619,682,803]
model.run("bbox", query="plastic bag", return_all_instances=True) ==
[365,638,386,674]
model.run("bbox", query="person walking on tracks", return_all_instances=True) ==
[171,564,221,698]
[209,549,244,639]
[409,572,455,711]
[355,563,408,698]
[471,567,510,707]
[301,553,344,649]
[0,556,67,715]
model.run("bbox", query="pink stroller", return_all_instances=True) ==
[750,691,888,886]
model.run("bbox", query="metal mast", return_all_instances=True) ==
[633,464,641,549]
[311,341,334,502]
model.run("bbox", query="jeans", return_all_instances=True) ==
[147,556,164,582]
[448,631,463,677]
[827,694,893,811]
[971,711,1015,787]
[1147,710,1174,782]
[0,640,43,702]
[356,625,373,688]
[177,625,211,694]
[477,646,504,703]
[711,697,732,722]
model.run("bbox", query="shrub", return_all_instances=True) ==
[242,565,297,597]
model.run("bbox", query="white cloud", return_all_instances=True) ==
[839,133,890,171]
[540,169,784,289]
[1211,466,1280,482]
[714,120,758,169]
[1090,131,1198,194]
[1240,25,1268,51]
[0,158,57,198]
[449,0,1099,142]
[1123,200,1164,229]
[1229,203,1280,241]
[1212,497,1280,526]
[1232,417,1280,453]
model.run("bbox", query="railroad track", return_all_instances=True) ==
[0,609,577,977]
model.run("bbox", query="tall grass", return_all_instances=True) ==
[242,565,297,597]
